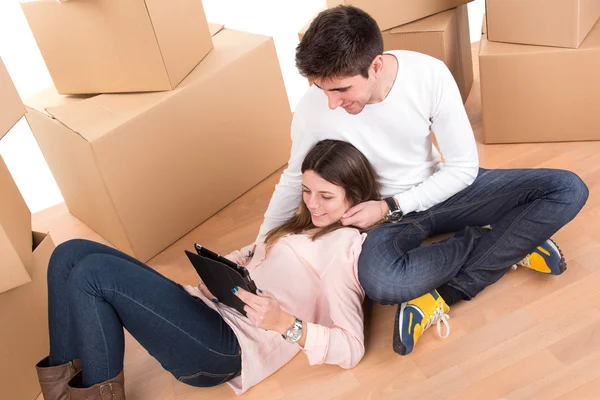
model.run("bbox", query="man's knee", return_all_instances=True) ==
[357,258,386,302]
[553,170,589,213]
[357,255,414,304]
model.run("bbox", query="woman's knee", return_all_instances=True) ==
[49,239,98,267]
[66,254,118,296]
[48,239,92,283]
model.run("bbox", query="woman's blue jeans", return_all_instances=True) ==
[47,239,241,387]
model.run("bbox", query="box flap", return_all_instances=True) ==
[208,23,225,36]
[24,87,90,118]
[0,231,53,400]
[0,156,33,293]
[0,226,32,294]
[0,58,26,139]
[144,0,214,89]
[389,8,454,34]
[579,0,600,43]
[44,90,175,142]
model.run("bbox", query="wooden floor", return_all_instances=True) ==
[33,44,600,400]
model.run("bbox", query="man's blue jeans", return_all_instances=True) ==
[358,168,589,304]
[47,239,241,387]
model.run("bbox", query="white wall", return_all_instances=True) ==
[0,0,485,214]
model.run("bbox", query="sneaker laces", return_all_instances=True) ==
[511,256,531,270]
[422,303,451,339]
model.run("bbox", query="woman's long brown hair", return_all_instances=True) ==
[264,140,381,250]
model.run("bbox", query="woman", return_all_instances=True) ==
[35,140,381,399]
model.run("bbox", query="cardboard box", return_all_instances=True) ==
[0,58,33,294]
[299,5,327,40]
[382,6,473,103]
[0,59,26,139]
[299,6,473,103]
[25,27,292,262]
[486,0,600,49]
[21,0,214,94]
[479,17,600,143]
[1,57,53,399]
[0,232,54,400]
[326,0,473,32]
[0,157,33,293]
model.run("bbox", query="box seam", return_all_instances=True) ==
[89,145,137,257]
[143,0,174,89]
[453,10,466,92]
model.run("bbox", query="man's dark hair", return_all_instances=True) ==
[296,5,384,80]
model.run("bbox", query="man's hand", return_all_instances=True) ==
[234,288,294,335]
[341,200,388,229]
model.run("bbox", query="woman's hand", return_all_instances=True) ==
[197,280,218,303]
[223,243,257,266]
[239,243,257,261]
[234,287,294,335]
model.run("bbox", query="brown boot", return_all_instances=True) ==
[36,356,82,400]
[68,369,126,400]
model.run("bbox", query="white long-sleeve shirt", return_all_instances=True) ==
[257,50,479,240]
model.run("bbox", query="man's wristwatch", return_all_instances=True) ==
[282,317,303,344]
[383,197,404,223]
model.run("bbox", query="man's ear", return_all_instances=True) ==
[371,55,385,77]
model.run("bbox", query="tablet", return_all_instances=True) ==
[185,245,257,316]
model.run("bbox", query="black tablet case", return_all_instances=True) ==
[185,247,257,316]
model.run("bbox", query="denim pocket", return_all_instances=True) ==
[177,370,239,387]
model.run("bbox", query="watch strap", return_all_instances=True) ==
[384,197,398,212]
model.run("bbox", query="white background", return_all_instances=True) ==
[0,0,485,214]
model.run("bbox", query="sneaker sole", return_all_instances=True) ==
[549,238,567,275]
[392,303,408,356]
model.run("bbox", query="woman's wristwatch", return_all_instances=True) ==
[384,197,404,223]
[282,317,303,343]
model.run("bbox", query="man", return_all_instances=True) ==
[253,6,588,355]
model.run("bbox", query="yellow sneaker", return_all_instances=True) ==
[393,290,450,356]
[512,239,566,275]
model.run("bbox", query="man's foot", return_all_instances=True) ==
[512,238,566,275]
[393,290,450,356]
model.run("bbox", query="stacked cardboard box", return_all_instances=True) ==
[480,1,600,143]
[0,58,56,400]
[326,0,473,31]
[300,1,474,103]
[21,0,214,94]
[21,2,292,262]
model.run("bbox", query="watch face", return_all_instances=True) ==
[388,211,403,223]
[286,328,302,343]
